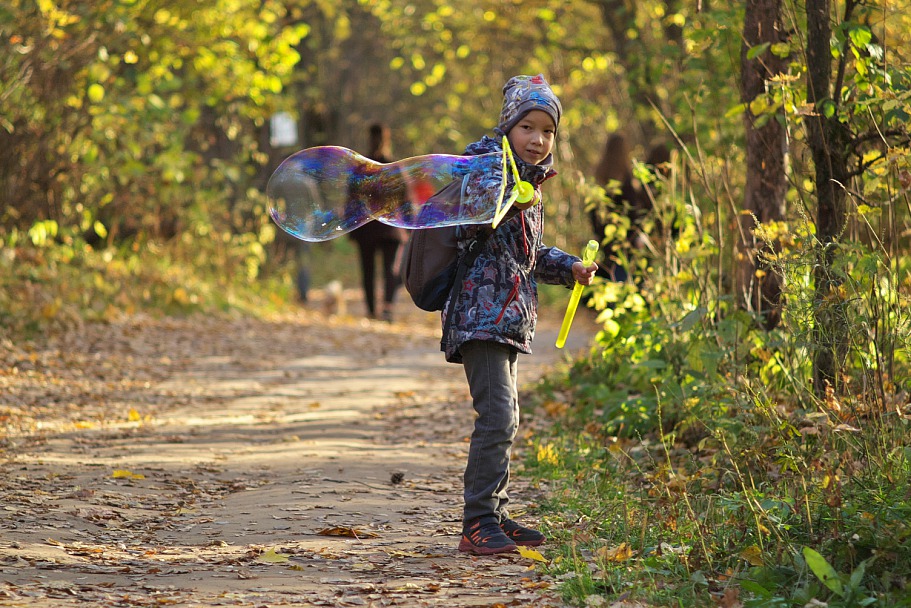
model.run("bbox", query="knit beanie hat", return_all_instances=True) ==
[496,74,562,136]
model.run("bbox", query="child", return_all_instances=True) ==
[443,74,597,555]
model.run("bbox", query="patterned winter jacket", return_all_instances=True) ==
[442,136,579,363]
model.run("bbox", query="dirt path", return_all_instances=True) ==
[0,292,599,607]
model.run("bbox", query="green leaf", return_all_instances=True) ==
[802,547,844,596]
[680,308,706,332]
[724,103,747,118]
[848,25,872,48]
[747,42,770,60]
[739,580,772,598]
[602,318,620,338]
[770,42,791,57]
[849,559,867,589]
[749,96,769,116]
[638,359,667,370]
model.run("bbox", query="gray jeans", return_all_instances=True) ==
[460,340,519,524]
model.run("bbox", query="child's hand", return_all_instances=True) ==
[572,260,597,285]
[513,188,541,211]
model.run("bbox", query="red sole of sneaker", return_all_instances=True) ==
[457,541,518,555]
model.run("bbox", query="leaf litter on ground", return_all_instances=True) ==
[1,309,572,607]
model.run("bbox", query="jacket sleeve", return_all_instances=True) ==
[534,246,578,288]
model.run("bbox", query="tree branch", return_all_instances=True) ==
[846,133,911,179]
[849,128,909,149]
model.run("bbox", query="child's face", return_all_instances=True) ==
[507,110,556,165]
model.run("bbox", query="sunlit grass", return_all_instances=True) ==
[521,398,911,606]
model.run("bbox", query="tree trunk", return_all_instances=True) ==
[805,0,853,395]
[739,0,788,330]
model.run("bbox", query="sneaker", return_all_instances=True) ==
[500,518,545,546]
[458,518,518,555]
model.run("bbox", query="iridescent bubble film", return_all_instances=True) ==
[267,147,506,242]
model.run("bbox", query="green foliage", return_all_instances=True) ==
[529,177,911,604]
[1,0,307,245]
[739,549,883,607]
[520,2,911,601]
[0,219,289,340]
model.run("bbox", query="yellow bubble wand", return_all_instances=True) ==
[555,239,599,349]
[491,135,535,229]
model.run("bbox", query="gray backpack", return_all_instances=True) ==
[401,225,490,313]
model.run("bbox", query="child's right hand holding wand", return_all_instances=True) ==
[572,258,597,285]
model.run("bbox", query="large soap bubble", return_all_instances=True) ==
[267,146,510,242]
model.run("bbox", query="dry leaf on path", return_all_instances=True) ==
[257,548,290,563]
[2,311,573,607]
[112,469,145,479]
[317,526,379,539]
[517,545,547,562]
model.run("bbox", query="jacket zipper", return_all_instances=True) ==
[495,276,520,325]
[494,213,531,324]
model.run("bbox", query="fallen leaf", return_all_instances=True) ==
[317,526,379,539]
[112,469,145,479]
[542,400,569,417]
[739,545,764,566]
[257,548,289,563]
[385,549,445,558]
[598,542,634,562]
[517,545,547,562]
[833,423,861,432]
[719,586,742,608]
[73,507,117,521]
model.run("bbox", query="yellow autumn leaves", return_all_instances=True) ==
[112,469,145,480]
[536,443,561,466]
